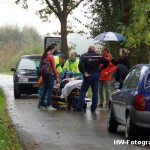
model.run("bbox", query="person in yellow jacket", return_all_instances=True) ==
[63,50,82,78]
[54,54,66,79]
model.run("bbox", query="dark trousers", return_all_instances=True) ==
[40,75,55,107]
[77,72,99,112]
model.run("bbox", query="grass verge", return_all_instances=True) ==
[0,72,13,75]
[0,89,22,150]
[88,86,115,99]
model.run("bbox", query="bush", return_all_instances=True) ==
[0,25,43,72]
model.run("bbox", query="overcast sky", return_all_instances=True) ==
[0,0,94,53]
[0,0,89,36]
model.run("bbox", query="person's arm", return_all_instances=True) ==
[110,58,118,66]
[124,57,131,70]
[78,55,85,74]
[48,55,58,79]
[63,60,69,72]
[100,56,109,70]
[107,62,117,74]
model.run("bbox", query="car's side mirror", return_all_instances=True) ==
[111,82,120,89]
[11,67,16,71]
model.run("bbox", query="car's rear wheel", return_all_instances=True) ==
[125,114,137,140]
[107,107,118,133]
[14,85,21,99]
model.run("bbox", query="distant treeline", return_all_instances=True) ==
[0,25,43,72]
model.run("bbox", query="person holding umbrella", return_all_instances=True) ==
[93,32,129,89]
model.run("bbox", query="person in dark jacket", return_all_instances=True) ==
[112,64,129,89]
[76,45,109,112]
[111,48,130,89]
[111,48,130,70]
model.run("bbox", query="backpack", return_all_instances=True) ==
[39,57,53,76]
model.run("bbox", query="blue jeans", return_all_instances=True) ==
[40,75,55,107]
[77,72,99,112]
[38,85,48,108]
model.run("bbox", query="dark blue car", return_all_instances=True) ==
[108,64,150,139]
[11,54,41,99]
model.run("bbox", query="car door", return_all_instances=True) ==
[120,68,141,123]
[112,69,136,123]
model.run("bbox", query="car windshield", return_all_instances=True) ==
[18,57,40,70]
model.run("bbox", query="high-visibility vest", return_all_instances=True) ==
[54,56,63,75]
[63,58,81,74]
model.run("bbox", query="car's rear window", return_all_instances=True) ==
[145,73,150,90]
[18,58,40,70]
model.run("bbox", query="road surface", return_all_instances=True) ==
[0,75,149,150]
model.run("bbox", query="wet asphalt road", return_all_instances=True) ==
[0,75,150,150]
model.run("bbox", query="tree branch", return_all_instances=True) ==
[51,0,62,14]
[67,0,84,15]
[44,0,59,17]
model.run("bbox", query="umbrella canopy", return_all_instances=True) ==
[94,32,126,42]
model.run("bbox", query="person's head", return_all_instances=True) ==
[101,46,109,55]
[69,50,77,61]
[51,43,57,50]
[88,45,96,52]
[119,48,130,59]
[42,44,55,58]
[59,54,66,64]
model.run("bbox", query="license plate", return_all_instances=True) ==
[33,83,39,87]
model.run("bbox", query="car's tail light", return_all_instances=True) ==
[134,94,146,111]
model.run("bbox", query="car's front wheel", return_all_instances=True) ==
[14,85,21,99]
[107,106,118,133]
[125,114,137,140]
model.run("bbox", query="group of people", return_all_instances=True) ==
[37,43,130,112]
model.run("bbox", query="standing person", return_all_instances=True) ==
[99,46,117,108]
[111,48,130,70]
[111,48,130,89]
[112,64,129,89]
[51,43,61,56]
[39,45,59,111]
[76,45,109,112]
[63,50,82,78]
[35,62,47,108]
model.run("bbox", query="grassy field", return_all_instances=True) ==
[0,89,22,150]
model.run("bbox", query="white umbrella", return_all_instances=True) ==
[94,32,126,42]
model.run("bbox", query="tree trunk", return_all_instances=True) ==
[59,16,68,56]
